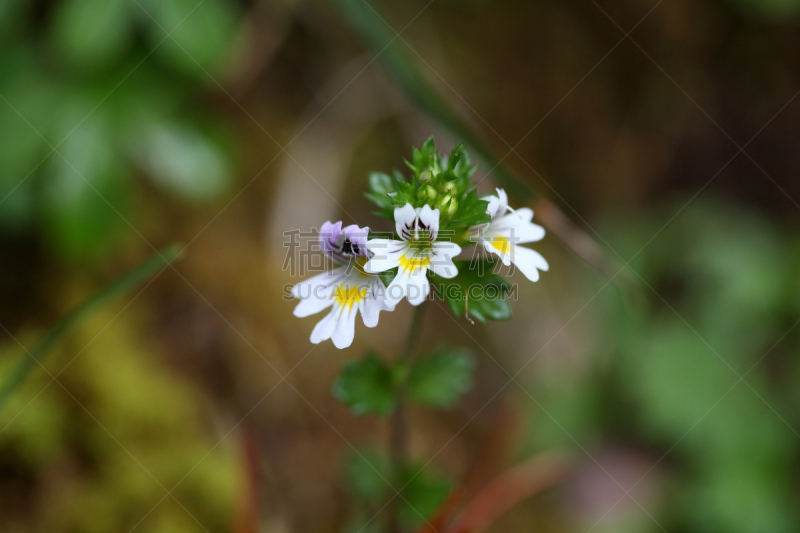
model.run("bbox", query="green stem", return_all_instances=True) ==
[388,304,426,533]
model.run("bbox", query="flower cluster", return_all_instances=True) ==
[290,138,549,348]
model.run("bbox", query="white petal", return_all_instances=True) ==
[482,188,508,219]
[496,188,508,209]
[384,267,430,307]
[364,239,405,273]
[486,213,545,244]
[405,270,431,306]
[483,240,511,266]
[384,269,410,308]
[510,246,549,282]
[513,207,534,222]
[482,194,500,219]
[429,241,462,279]
[309,306,340,344]
[359,298,379,328]
[418,204,440,240]
[331,306,357,349]
[293,291,335,317]
[394,203,418,241]
[359,278,387,327]
[292,269,345,317]
[290,268,343,299]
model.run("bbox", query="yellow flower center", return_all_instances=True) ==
[492,236,511,256]
[333,284,367,310]
[399,254,431,274]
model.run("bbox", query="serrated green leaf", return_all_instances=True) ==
[448,143,465,172]
[398,465,451,527]
[435,260,514,323]
[344,449,390,505]
[343,452,450,528]
[332,353,397,416]
[449,189,490,227]
[408,347,476,409]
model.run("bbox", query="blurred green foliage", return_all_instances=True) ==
[0,0,242,258]
[333,346,477,415]
[344,449,451,530]
[730,0,800,18]
[527,199,800,533]
[333,353,398,417]
[0,307,241,532]
[407,346,476,409]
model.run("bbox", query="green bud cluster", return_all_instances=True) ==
[365,137,491,231]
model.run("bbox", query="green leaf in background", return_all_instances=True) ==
[368,171,395,195]
[436,260,513,323]
[0,0,28,41]
[42,113,130,256]
[344,449,391,506]
[398,465,451,528]
[135,123,232,202]
[332,353,397,416]
[0,49,55,231]
[140,0,239,77]
[344,450,451,529]
[729,0,800,19]
[51,0,133,69]
[0,244,182,409]
[407,346,476,409]
[365,171,401,218]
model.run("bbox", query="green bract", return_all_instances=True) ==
[365,137,490,230]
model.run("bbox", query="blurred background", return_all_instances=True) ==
[2,0,800,531]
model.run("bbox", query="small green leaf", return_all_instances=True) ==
[435,261,514,323]
[332,353,397,416]
[344,449,390,505]
[449,189,490,227]
[408,347,476,409]
[43,113,129,256]
[135,122,232,203]
[446,143,465,173]
[141,0,239,77]
[398,465,451,527]
[51,0,133,68]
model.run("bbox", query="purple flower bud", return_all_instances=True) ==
[319,220,370,264]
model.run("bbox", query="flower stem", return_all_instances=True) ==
[388,304,425,533]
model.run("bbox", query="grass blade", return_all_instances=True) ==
[0,244,182,409]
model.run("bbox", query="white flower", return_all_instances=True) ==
[472,188,549,282]
[291,221,394,349]
[364,204,462,306]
